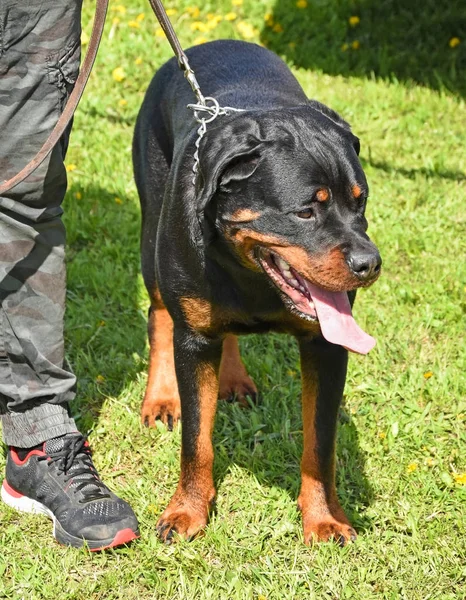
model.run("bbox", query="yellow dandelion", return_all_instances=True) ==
[74,191,82,200]
[66,164,77,172]
[136,12,145,22]
[206,16,222,30]
[264,13,274,27]
[112,17,120,26]
[287,369,297,377]
[273,22,284,33]
[135,56,143,65]
[232,0,243,5]
[81,30,89,46]
[128,20,140,28]
[186,6,201,18]
[406,462,418,473]
[99,320,106,327]
[155,27,165,38]
[147,504,158,514]
[112,4,127,14]
[288,42,296,50]
[112,66,126,82]
[425,457,435,467]
[351,40,360,50]
[96,375,105,384]
[449,37,460,48]
[341,43,349,51]
[166,8,177,16]
[349,16,360,27]
[237,21,257,39]
[118,99,127,107]
[453,473,466,485]
[378,431,386,439]
[423,371,433,379]
[190,21,209,32]
[193,36,208,45]
[225,12,237,21]
[115,196,123,204]
[296,0,307,7]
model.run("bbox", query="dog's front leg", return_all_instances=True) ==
[297,337,357,546]
[156,328,222,542]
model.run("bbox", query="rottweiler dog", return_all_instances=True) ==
[133,40,381,545]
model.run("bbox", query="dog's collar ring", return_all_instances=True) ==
[187,97,244,185]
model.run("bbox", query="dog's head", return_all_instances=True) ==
[196,103,381,352]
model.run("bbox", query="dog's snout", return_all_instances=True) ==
[347,250,382,282]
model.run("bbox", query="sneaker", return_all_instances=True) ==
[1,433,140,550]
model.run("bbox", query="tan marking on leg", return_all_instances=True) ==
[298,366,356,545]
[219,334,258,406]
[157,361,218,541]
[141,294,180,428]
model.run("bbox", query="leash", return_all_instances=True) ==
[0,0,242,195]
[137,1,245,184]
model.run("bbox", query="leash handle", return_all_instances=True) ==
[0,0,109,195]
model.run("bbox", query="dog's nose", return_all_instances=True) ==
[347,250,382,282]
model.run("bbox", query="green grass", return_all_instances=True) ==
[1,0,466,598]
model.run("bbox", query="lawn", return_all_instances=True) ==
[1,0,465,598]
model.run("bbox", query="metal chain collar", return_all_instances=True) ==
[180,56,244,184]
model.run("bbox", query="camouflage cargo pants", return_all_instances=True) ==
[0,0,83,446]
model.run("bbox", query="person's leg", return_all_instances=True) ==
[0,0,139,549]
[0,0,80,445]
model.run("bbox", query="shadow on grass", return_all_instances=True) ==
[213,334,374,533]
[63,183,147,432]
[261,0,466,97]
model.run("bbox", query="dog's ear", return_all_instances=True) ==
[308,100,361,156]
[196,130,263,218]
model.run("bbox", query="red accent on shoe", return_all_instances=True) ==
[89,528,140,552]
[2,479,24,499]
[9,447,45,466]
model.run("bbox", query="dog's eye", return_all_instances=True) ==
[296,209,314,219]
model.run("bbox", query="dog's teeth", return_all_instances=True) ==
[308,300,315,309]
[277,257,289,271]
[289,278,299,287]
[283,269,292,279]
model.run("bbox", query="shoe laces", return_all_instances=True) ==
[38,434,111,503]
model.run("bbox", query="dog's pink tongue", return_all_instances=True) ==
[305,282,376,354]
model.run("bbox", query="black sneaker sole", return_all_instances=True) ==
[1,480,140,550]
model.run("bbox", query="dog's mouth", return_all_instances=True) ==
[257,248,376,355]
[258,248,318,320]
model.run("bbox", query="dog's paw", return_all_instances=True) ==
[156,502,210,543]
[218,374,258,407]
[302,519,357,546]
[141,396,181,430]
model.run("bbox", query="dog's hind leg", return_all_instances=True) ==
[141,291,181,430]
[218,334,258,406]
